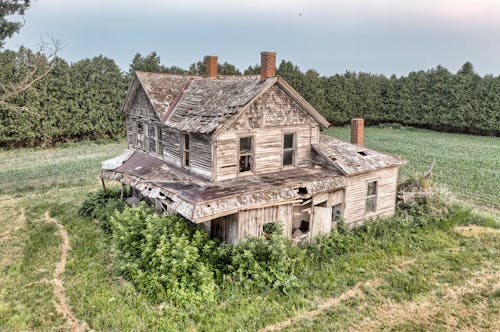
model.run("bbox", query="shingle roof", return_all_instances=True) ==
[134,72,276,134]
[312,135,405,175]
[135,72,197,118]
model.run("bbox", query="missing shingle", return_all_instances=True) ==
[358,151,368,156]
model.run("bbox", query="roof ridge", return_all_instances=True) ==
[160,78,195,122]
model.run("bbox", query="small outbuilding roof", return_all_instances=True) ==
[312,135,405,175]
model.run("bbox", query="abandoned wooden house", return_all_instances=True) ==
[101,52,405,244]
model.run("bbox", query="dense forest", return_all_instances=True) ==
[0,49,499,147]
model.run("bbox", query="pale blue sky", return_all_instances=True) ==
[4,0,500,76]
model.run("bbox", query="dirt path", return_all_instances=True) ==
[259,279,381,332]
[44,211,94,332]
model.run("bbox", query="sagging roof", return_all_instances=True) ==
[101,150,346,222]
[124,72,330,134]
[312,135,405,175]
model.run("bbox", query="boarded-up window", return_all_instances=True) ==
[239,136,253,172]
[156,125,163,156]
[282,133,295,167]
[149,125,156,154]
[182,134,190,167]
[366,181,377,212]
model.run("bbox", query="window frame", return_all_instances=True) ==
[182,133,190,168]
[365,180,378,213]
[156,125,163,156]
[282,132,296,168]
[238,135,254,175]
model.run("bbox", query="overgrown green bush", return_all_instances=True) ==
[218,234,303,293]
[78,188,126,233]
[107,204,304,305]
[110,204,218,306]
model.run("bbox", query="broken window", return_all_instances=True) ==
[137,121,144,149]
[182,133,190,167]
[239,136,253,173]
[282,133,295,167]
[366,181,377,212]
[332,204,343,222]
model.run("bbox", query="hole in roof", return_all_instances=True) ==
[357,151,368,156]
[298,187,308,194]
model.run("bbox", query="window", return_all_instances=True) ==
[332,204,343,222]
[149,125,156,153]
[366,181,378,212]
[156,125,163,156]
[239,136,253,173]
[282,133,295,167]
[182,134,190,167]
[136,121,144,149]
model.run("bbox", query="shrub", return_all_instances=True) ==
[110,204,217,306]
[220,233,304,294]
[79,188,126,233]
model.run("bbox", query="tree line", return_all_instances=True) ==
[1,49,499,147]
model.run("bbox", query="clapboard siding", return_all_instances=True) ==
[162,127,181,167]
[215,127,319,180]
[189,134,212,178]
[215,131,238,181]
[343,166,399,227]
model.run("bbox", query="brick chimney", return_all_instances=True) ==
[260,51,276,80]
[205,55,218,79]
[351,118,364,146]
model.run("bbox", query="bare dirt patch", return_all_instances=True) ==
[259,279,381,332]
[44,211,94,332]
[453,225,500,238]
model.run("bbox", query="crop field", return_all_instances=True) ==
[0,128,499,331]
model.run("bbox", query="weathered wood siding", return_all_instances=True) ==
[162,127,181,167]
[189,134,212,178]
[126,86,161,150]
[343,166,399,227]
[211,214,239,245]
[239,204,293,240]
[214,85,321,180]
[125,86,213,179]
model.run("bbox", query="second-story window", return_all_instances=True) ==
[282,133,295,167]
[149,125,156,154]
[239,136,253,173]
[156,125,163,156]
[182,133,190,167]
[137,121,144,149]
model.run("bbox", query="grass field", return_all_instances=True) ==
[324,126,500,210]
[0,128,499,331]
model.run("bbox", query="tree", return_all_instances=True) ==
[0,0,31,47]
[457,61,476,76]
[0,38,61,112]
[129,52,164,75]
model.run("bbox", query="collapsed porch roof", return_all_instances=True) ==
[101,150,347,222]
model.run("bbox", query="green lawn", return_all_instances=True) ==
[0,129,499,331]
[323,126,500,209]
